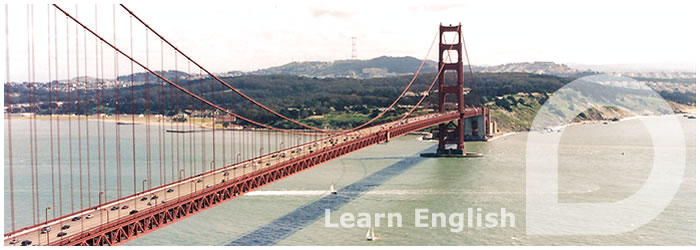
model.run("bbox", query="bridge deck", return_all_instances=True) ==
[4,109,484,246]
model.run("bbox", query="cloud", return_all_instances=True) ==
[310,8,355,19]
[408,2,466,12]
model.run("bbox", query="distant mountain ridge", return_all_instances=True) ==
[44,57,696,84]
[250,56,439,79]
[249,57,594,78]
[472,61,584,77]
[568,62,696,73]
[116,70,190,83]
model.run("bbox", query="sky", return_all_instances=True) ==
[1,0,698,82]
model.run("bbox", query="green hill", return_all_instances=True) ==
[251,56,438,78]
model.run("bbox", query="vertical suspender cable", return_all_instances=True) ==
[5,4,16,231]
[76,5,84,215]
[55,7,63,218]
[66,6,75,214]
[174,53,180,178]
[113,4,122,200]
[238,95,242,164]
[267,112,270,156]
[210,77,215,170]
[169,53,175,182]
[113,4,123,219]
[100,9,107,198]
[130,15,137,195]
[188,62,194,176]
[233,95,236,163]
[95,4,103,204]
[461,32,480,106]
[27,4,37,225]
[31,4,42,224]
[84,23,91,208]
[182,64,187,176]
[222,91,226,169]
[200,70,205,174]
[158,40,164,186]
[47,4,57,219]
[145,27,152,189]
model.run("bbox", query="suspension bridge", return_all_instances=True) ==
[3,4,491,246]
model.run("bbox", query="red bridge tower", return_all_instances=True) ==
[437,24,466,156]
[422,23,490,158]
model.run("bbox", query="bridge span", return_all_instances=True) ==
[5,109,486,246]
[4,4,489,246]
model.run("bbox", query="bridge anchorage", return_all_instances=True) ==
[421,24,492,158]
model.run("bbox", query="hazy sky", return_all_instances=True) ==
[1,0,697,82]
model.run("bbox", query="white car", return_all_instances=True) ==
[85,214,94,219]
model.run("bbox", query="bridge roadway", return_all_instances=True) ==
[4,109,483,246]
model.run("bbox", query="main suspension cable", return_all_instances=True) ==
[54,4,342,136]
[388,29,461,128]
[119,4,438,135]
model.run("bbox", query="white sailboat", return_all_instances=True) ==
[365,226,379,241]
[329,184,337,195]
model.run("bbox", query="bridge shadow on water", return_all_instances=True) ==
[226,145,437,246]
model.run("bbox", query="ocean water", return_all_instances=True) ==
[3,117,314,232]
[4,115,696,245]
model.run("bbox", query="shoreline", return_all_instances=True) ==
[7,113,692,136]
[4,114,265,131]
[487,132,518,141]
[6,114,186,127]
[417,113,692,143]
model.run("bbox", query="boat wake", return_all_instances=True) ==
[244,190,329,196]
[243,186,601,197]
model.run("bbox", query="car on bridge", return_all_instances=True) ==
[166,188,174,193]
[20,240,32,246]
[140,197,148,201]
[57,232,67,237]
[151,195,159,200]
[121,205,129,209]
[129,210,138,215]
[85,214,94,219]
[61,225,70,230]
[111,206,119,211]
[40,226,51,234]
[71,216,81,221]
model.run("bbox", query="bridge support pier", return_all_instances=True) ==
[464,107,490,141]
